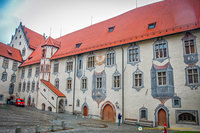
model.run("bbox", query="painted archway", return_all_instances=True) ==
[154,104,169,127]
[100,101,116,122]
[81,102,89,116]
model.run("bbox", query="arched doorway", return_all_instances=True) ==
[103,104,115,122]
[42,103,45,111]
[48,106,52,112]
[58,99,64,113]
[83,106,88,116]
[28,96,31,106]
[158,109,167,126]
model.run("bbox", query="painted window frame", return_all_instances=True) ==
[80,76,88,93]
[27,81,30,92]
[153,39,169,62]
[172,96,181,108]
[28,66,32,78]
[11,73,16,83]
[139,107,148,120]
[22,81,26,92]
[53,60,59,74]
[55,78,59,89]
[112,69,121,91]
[18,82,22,92]
[1,71,7,82]
[157,71,167,86]
[185,65,200,89]
[127,44,140,66]
[66,60,73,73]
[9,83,14,94]
[96,76,103,89]
[87,54,95,70]
[31,81,35,92]
[106,49,115,67]
[2,58,9,69]
[133,68,144,91]
[35,65,40,77]
[12,61,18,71]
[66,77,72,92]
[176,110,199,125]
[21,67,25,79]
[22,47,26,57]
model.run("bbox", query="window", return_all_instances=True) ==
[53,60,59,73]
[37,81,39,90]
[76,99,80,107]
[65,99,67,106]
[79,60,82,70]
[19,35,21,38]
[87,55,95,68]
[0,95,3,101]
[41,65,43,72]
[21,68,25,79]
[27,81,30,92]
[106,50,115,66]
[32,81,35,92]
[67,79,72,90]
[35,65,40,76]
[55,78,59,89]
[81,78,87,89]
[185,66,200,89]
[18,82,22,92]
[42,49,46,58]
[172,96,181,108]
[187,68,199,84]
[11,74,16,83]
[9,83,14,94]
[176,110,198,125]
[148,22,156,29]
[2,58,9,68]
[157,71,167,86]
[128,45,140,65]
[108,26,115,32]
[112,70,121,91]
[185,40,195,54]
[114,75,120,88]
[76,43,82,49]
[46,64,49,72]
[22,48,26,57]
[154,41,168,59]
[19,42,21,45]
[133,68,144,91]
[12,62,18,71]
[140,107,148,120]
[28,66,32,78]
[66,61,73,72]
[1,71,7,82]
[15,36,17,40]
[22,82,26,92]
[96,77,102,89]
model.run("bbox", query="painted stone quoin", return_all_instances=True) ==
[0,0,200,129]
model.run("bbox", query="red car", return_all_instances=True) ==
[16,98,25,107]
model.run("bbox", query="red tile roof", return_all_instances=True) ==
[20,0,200,66]
[24,27,45,49]
[51,0,200,60]
[0,42,22,62]
[42,37,61,48]
[41,79,66,97]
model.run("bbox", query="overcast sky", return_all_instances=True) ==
[0,0,162,44]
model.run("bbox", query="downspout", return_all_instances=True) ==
[121,46,125,123]
[72,56,77,114]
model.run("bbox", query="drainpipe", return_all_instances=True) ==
[72,56,77,114]
[121,46,125,123]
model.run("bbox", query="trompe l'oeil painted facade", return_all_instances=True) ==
[0,0,200,128]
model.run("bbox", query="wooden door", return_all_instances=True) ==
[158,109,167,126]
[83,106,88,116]
[28,97,31,106]
[103,104,115,122]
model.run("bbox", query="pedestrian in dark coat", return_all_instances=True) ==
[118,113,122,126]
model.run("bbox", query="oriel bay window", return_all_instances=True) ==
[157,71,167,86]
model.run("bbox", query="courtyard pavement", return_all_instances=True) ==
[0,105,186,133]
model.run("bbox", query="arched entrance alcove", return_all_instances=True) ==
[100,101,116,122]
[155,104,169,127]
[41,103,45,111]
[81,102,89,116]
[48,106,52,112]
[58,99,64,113]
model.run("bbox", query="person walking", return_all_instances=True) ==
[118,113,122,126]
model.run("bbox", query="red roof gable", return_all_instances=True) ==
[51,0,200,60]
[41,79,66,97]
[42,37,61,48]
[24,27,45,49]
[0,42,22,62]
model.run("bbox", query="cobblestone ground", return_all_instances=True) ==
[0,105,177,133]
